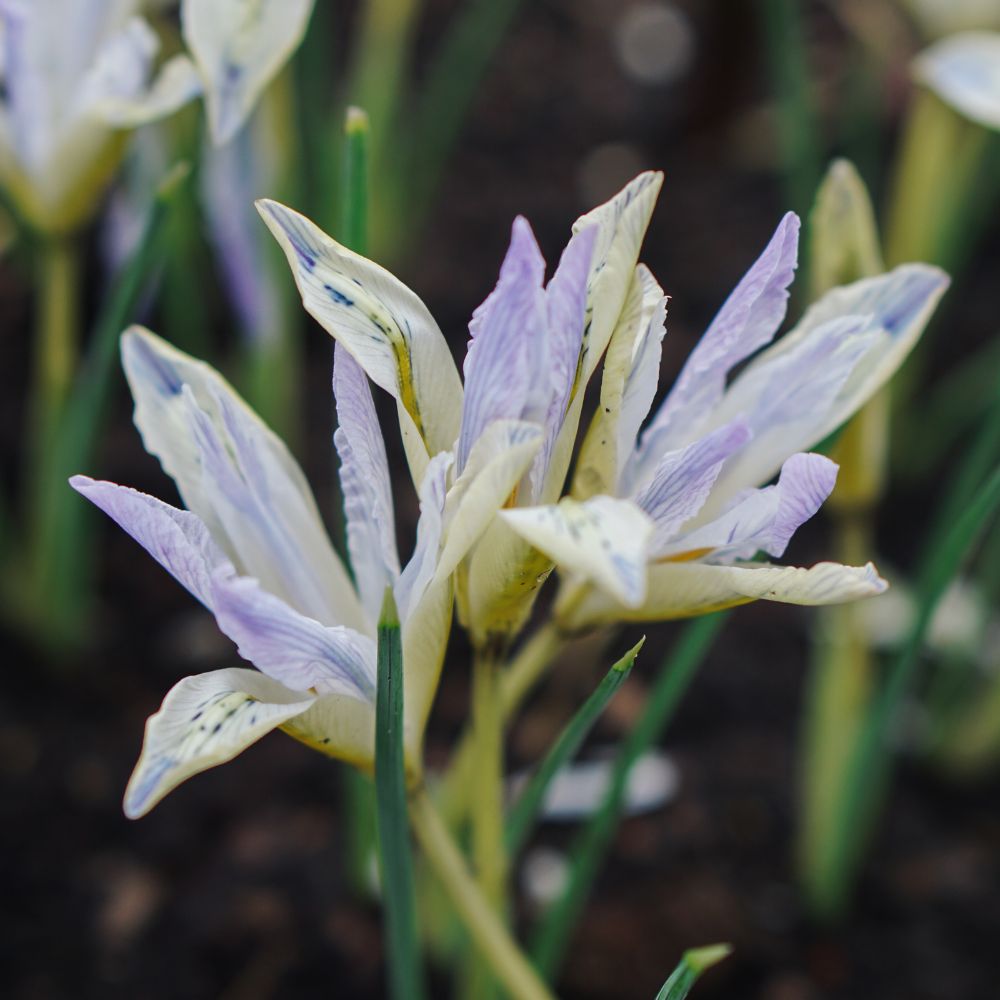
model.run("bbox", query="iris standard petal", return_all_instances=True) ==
[124,667,315,818]
[501,496,654,608]
[258,199,464,482]
[458,217,547,471]
[634,421,752,554]
[636,211,799,466]
[576,264,667,498]
[181,0,315,145]
[69,475,228,607]
[661,452,837,562]
[334,343,400,623]
[560,559,888,628]
[914,31,1000,131]
[707,264,949,504]
[210,569,377,701]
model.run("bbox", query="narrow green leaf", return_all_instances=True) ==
[342,106,370,255]
[375,588,427,1000]
[530,614,727,980]
[505,638,643,858]
[655,944,731,1000]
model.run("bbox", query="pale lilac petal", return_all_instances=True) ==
[124,667,314,818]
[457,217,547,471]
[210,569,377,702]
[394,451,452,621]
[662,452,837,562]
[122,328,366,631]
[634,421,752,554]
[638,212,799,459]
[531,225,595,499]
[334,342,400,622]
[70,475,229,608]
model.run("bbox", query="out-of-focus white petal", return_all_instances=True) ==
[124,667,314,818]
[80,18,201,127]
[334,343,400,623]
[914,31,1000,130]
[502,496,654,608]
[121,327,366,631]
[182,0,314,145]
[575,264,666,498]
[561,559,888,628]
[258,200,463,483]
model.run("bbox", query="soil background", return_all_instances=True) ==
[3,2,999,998]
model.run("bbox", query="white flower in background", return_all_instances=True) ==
[913,30,1000,129]
[0,0,200,229]
[72,327,537,817]
[904,0,1000,39]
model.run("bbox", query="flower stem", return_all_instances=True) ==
[467,642,507,998]
[409,787,555,1000]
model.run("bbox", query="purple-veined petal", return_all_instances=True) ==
[573,171,664,384]
[181,0,315,145]
[661,452,837,562]
[210,569,377,701]
[560,559,888,629]
[122,327,366,631]
[124,667,315,818]
[334,342,400,623]
[395,451,453,621]
[914,31,1000,131]
[70,475,228,607]
[637,212,799,465]
[258,199,463,484]
[501,496,654,608]
[531,224,595,499]
[705,264,949,504]
[576,264,667,499]
[457,217,547,471]
[634,421,752,554]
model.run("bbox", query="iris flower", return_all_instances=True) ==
[914,30,1000,130]
[261,174,948,643]
[72,328,538,817]
[0,0,312,231]
[501,210,949,629]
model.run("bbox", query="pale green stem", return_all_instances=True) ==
[23,236,80,632]
[438,621,568,829]
[409,788,556,1000]
[467,642,507,999]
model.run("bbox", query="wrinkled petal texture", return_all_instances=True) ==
[334,343,400,623]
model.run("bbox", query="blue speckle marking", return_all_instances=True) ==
[325,284,354,307]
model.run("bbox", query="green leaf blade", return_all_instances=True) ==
[655,944,731,1000]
